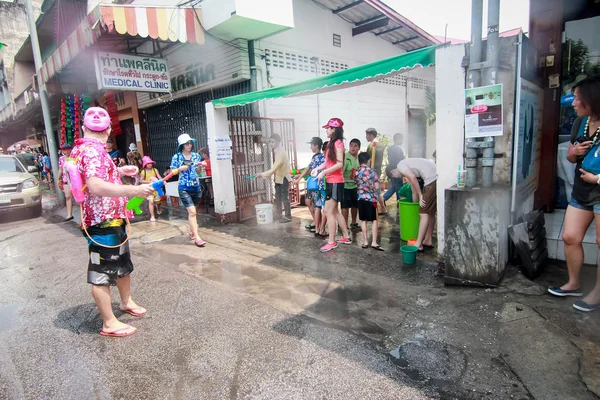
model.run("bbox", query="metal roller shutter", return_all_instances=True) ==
[144,80,253,172]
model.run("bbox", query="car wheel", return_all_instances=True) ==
[29,202,42,218]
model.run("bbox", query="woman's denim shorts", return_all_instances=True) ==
[179,187,202,208]
[569,197,600,214]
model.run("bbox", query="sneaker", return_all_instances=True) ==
[573,300,600,312]
[338,237,352,245]
[320,242,338,252]
[281,216,292,223]
[548,287,583,297]
[350,223,361,230]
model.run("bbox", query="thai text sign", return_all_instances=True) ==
[464,84,503,138]
[94,52,171,93]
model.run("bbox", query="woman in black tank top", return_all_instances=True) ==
[548,77,600,312]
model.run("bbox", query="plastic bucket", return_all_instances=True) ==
[400,245,418,265]
[255,204,273,225]
[398,201,420,241]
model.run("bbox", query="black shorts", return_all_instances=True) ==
[84,222,134,286]
[358,200,377,221]
[325,183,344,202]
[341,188,358,209]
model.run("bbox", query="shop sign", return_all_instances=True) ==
[464,84,503,138]
[147,62,216,100]
[94,52,171,93]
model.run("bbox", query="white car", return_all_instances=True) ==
[0,155,42,218]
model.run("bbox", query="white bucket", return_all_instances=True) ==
[255,204,273,225]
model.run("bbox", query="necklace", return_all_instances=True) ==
[584,117,600,143]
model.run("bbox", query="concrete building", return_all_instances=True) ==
[0,0,42,146]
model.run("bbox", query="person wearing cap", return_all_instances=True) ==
[169,133,207,247]
[70,107,154,337]
[260,133,292,222]
[294,137,326,234]
[139,155,163,222]
[311,118,352,252]
[57,143,74,221]
[105,137,125,167]
[365,127,388,213]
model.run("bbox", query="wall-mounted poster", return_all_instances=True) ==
[516,79,543,202]
[464,84,503,138]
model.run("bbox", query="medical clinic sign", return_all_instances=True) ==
[94,52,171,93]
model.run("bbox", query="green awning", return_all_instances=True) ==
[212,45,437,108]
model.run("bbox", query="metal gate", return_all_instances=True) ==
[144,81,252,173]
[230,116,299,221]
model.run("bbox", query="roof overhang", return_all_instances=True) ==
[311,0,439,51]
[212,44,436,108]
[37,4,206,85]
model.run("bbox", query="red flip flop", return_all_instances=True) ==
[120,307,147,317]
[195,239,207,247]
[100,325,137,337]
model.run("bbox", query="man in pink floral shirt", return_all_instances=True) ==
[71,107,153,337]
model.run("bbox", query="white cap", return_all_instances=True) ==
[129,143,138,151]
[177,133,196,146]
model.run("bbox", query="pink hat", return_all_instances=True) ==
[142,155,156,169]
[83,107,111,132]
[322,117,344,128]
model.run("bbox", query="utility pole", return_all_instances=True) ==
[24,0,64,203]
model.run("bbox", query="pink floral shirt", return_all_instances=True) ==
[71,138,130,227]
[58,155,69,183]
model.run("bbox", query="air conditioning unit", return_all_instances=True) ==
[201,0,294,40]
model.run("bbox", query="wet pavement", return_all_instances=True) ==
[1,197,600,399]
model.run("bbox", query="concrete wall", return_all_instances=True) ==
[254,0,435,166]
[435,44,467,256]
[0,1,42,115]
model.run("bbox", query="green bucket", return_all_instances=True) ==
[400,245,418,265]
[398,201,420,241]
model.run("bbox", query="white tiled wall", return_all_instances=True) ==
[545,210,598,263]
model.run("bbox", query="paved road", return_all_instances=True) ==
[0,215,430,400]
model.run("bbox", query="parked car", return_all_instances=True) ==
[0,155,42,218]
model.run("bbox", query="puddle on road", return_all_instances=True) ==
[389,340,467,385]
[0,304,20,332]
[143,248,405,340]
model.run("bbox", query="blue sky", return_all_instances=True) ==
[383,0,530,41]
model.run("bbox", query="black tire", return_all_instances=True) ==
[29,202,42,218]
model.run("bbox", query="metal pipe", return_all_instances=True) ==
[469,0,483,87]
[482,0,500,188]
[248,40,260,118]
[465,0,483,187]
[25,0,63,203]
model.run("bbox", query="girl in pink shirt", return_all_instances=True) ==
[312,118,351,252]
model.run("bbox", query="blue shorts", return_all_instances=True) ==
[569,197,600,214]
[179,187,202,208]
[308,189,326,209]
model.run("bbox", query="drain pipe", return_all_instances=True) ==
[465,0,483,187]
[481,0,500,188]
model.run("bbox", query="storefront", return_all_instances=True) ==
[529,0,600,260]
[136,39,253,172]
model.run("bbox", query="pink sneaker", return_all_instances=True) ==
[338,237,352,245]
[320,242,338,252]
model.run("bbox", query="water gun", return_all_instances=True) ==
[126,169,179,215]
[245,174,258,179]
[65,158,85,203]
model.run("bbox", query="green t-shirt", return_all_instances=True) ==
[398,183,413,202]
[343,153,359,189]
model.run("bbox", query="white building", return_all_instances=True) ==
[254,0,438,166]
